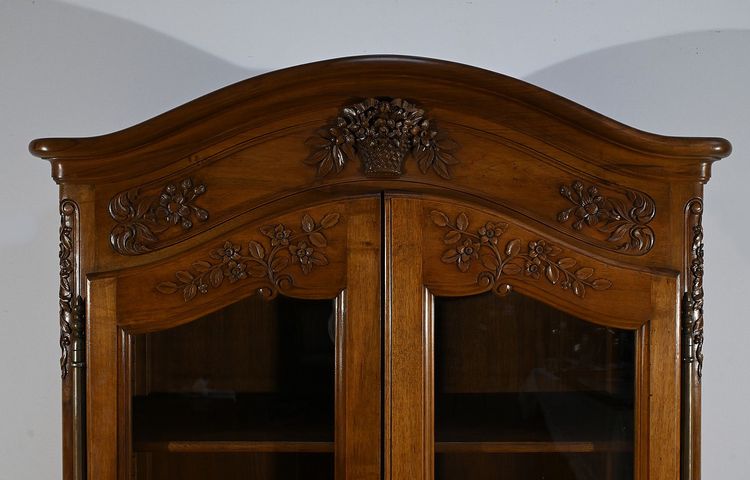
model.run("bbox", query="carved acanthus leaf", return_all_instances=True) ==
[431,210,612,298]
[109,177,208,255]
[305,97,458,179]
[557,180,656,254]
[156,212,340,302]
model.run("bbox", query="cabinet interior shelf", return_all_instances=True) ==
[132,393,334,454]
[434,392,633,454]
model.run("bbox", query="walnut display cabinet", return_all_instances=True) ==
[30,56,730,480]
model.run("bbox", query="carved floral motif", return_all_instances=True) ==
[557,180,656,254]
[431,210,612,298]
[687,198,704,379]
[59,199,85,378]
[157,212,340,302]
[305,98,458,179]
[59,200,76,379]
[109,177,208,255]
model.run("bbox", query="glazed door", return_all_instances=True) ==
[86,196,382,480]
[386,195,680,480]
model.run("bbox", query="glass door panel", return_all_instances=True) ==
[433,291,635,480]
[131,294,336,480]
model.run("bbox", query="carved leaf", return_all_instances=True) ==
[430,210,450,227]
[571,281,585,298]
[575,267,594,280]
[248,240,265,260]
[557,257,577,269]
[502,263,522,275]
[457,258,471,273]
[444,230,462,244]
[209,268,223,287]
[175,271,194,283]
[432,158,451,180]
[592,278,613,290]
[320,212,340,228]
[191,261,212,273]
[545,265,560,285]
[442,249,459,263]
[301,214,315,233]
[311,251,328,266]
[270,256,290,273]
[248,264,268,277]
[415,146,434,174]
[156,282,179,294]
[505,239,521,257]
[183,284,197,302]
[456,212,469,231]
[481,254,500,271]
[309,232,327,248]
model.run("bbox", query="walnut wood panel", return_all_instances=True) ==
[113,201,353,334]
[418,197,653,330]
[30,56,729,185]
[87,124,679,268]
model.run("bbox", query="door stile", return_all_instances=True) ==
[385,195,430,480]
[648,275,681,480]
[336,197,383,480]
[86,276,118,480]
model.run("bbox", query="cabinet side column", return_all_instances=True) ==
[59,198,85,480]
[683,198,704,480]
[386,196,430,480]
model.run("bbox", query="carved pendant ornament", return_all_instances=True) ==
[431,210,612,298]
[557,180,656,254]
[687,198,705,379]
[305,97,458,179]
[59,200,85,379]
[59,200,76,379]
[157,212,340,302]
[109,177,209,255]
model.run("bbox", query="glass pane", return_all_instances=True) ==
[131,295,335,480]
[434,291,635,480]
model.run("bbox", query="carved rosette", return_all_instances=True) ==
[431,210,612,298]
[305,98,458,179]
[157,212,340,302]
[686,198,704,379]
[59,199,77,379]
[109,177,208,255]
[557,180,656,254]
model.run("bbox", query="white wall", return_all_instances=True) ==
[1,1,748,478]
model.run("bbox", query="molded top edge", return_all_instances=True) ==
[29,55,731,179]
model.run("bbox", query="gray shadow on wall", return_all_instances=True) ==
[524,30,750,479]
[1,2,258,479]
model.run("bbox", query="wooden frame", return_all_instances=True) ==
[31,55,729,480]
